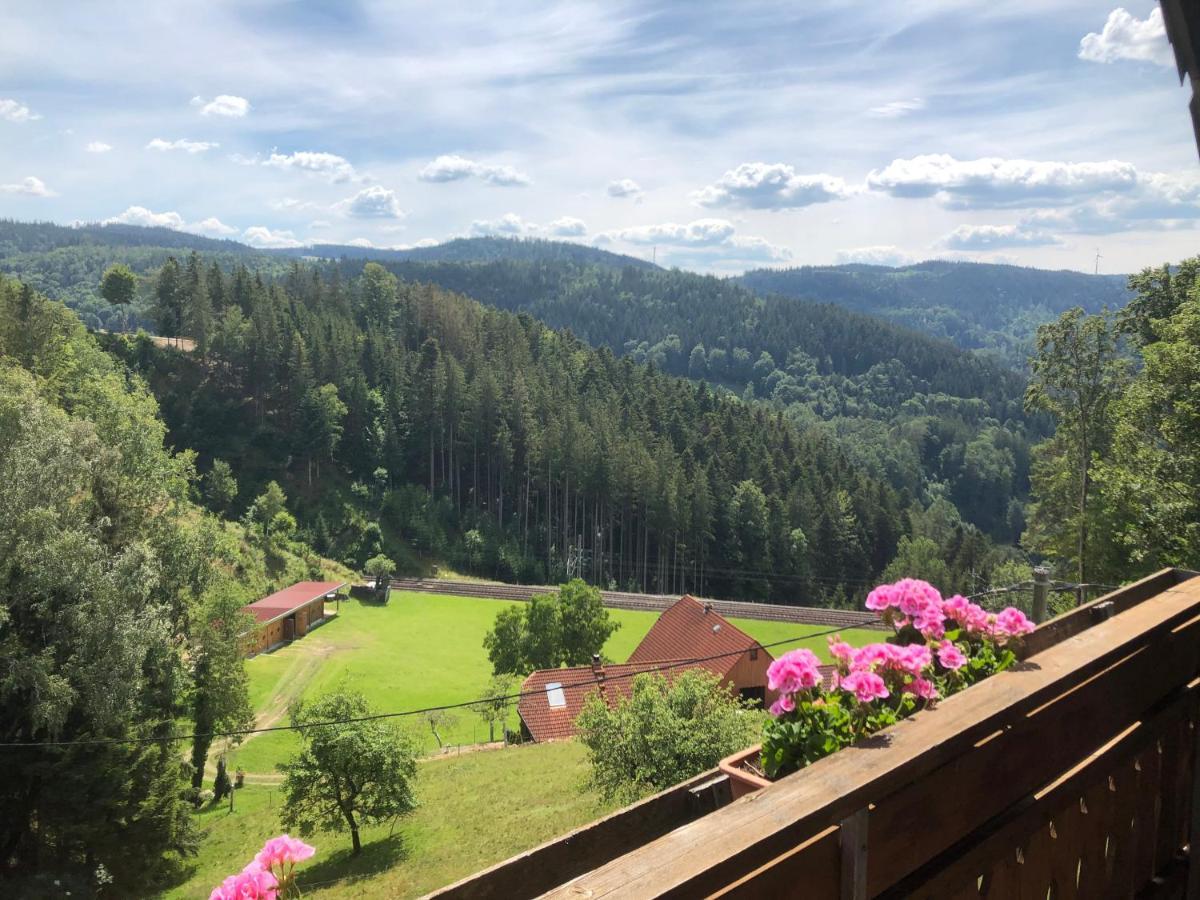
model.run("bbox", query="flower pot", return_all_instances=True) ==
[718,744,771,799]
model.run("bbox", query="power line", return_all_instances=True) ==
[0,623,871,751]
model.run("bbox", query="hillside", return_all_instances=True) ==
[738,261,1131,363]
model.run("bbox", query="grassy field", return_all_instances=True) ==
[176,591,879,898]
[227,591,879,770]
[167,741,615,899]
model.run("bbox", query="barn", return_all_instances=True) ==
[517,595,830,742]
[241,580,344,656]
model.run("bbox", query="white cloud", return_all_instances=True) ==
[336,185,405,219]
[691,163,854,210]
[0,176,55,197]
[146,137,218,154]
[242,225,304,248]
[600,218,790,263]
[418,154,530,186]
[866,154,1139,208]
[548,216,587,236]
[191,94,251,117]
[270,197,321,212]
[345,237,376,248]
[184,216,238,237]
[85,141,113,153]
[607,178,643,199]
[834,246,916,267]
[939,223,1064,250]
[1079,8,1172,67]
[0,98,40,123]
[868,98,926,118]
[263,150,356,183]
[468,213,539,236]
[103,206,185,228]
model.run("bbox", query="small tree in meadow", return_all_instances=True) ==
[363,554,395,591]
[470,674,518,742]
[278,690,417,856]
[575,670,757,803]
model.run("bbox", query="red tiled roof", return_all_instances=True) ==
[518,660,708,743]
[517,659,840,742]
[242,580,345,624]
[627,595,771,676]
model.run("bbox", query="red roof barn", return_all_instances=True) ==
[517,595,830,742]
[241,580,344,655]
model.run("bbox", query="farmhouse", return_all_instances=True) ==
[241,580,344,655]
[518,595,830,742]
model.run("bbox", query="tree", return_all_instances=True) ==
[358,262,398,330]
[1024,309,1128,585]
[279,690,418,856]
[246,481,288,541]
[483,606,526,675]
[471,674,518,743]
[424,709,457,749]
[576,670,757,802]
[203,459,238,514]
[522,594,562,670]
[154,255,185,340]
[363,554,395,590]
[99,263,137,331]
[557,578,619,665]
[729,480,771,600]
[299,384,348,486]
[881,535,950,590]
[189,584,255,790]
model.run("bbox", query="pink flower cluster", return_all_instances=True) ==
[868,579,1035,644]
[209,864,278,900]
[829,638,938,704]
[210,834,315,900]
[767,649,822,716]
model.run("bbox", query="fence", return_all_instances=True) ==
[431,567,1200,899]
[389,578,885,629]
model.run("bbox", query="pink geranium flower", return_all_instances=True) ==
[865,584,898,611]
[904,677,938,700]
[209,866,278,900]
[937,643,967,671]
[255,834,316,870]
[767,648,822,694]
[994,607,1036,638]
[841,670,890,703]
[827,637,855,668]
[768,694,796,717]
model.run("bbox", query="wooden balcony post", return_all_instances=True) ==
[840,807,869,900]
[1187,708,1200,899]
[1032,565,1050,624]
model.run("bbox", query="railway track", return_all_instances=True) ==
[388,578,885,630]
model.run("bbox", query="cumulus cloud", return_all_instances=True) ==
[468,213,539,236]
[868,98,926,118]
[607,178,643,199]
[1016,170,1200,234]
[242,225,304,248]
[104,206,185,228]
[418,154,530,186]
[548,216,587,236]
[834,246,916,267]
[866,154,1139,208]
[270,197,321,212]
[939,223,1064,250]
[102,206,236,236]
[599,218,790,263]
[691,163,854,210]
[191,94,251,117]
[0,98,40,122]
[263,150,356,183]
[146,137,218,154]
[336,185,405,219]
[1079,8,1172,67]
[86,141,113,153]
[1,175,55,197]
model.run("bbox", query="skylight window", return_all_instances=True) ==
[546,682,566,708]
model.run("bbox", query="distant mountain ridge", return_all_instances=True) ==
[738,260,1132,362]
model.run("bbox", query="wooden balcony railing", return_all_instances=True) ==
[432,568,1200,899]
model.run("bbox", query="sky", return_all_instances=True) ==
[1,1,1198,274]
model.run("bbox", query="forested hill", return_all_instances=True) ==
[738,261,1131,363]
[98,256,909,606]
[270,236,658,270]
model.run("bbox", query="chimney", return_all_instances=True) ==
[592,653,604,680]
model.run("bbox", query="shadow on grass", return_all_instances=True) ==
[298,834,409,890]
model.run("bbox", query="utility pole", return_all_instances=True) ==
[1032,565,1051,624]
[1094,248,1102,276]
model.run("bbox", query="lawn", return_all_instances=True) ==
[227,591,878,770]
[166,741,616,899]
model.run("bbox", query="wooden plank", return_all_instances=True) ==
[1186,700,1200,900]
[887,689,1193,898]
[542,582,1200,899]
[1106,757,1140,897]
[708,827,840,900]
[839,808,868,900]
[1132,739,1164,886]
[864,612,1200,893]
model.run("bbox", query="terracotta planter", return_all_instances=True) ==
[718,744,771,799]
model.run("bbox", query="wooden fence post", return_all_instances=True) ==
[840,807,869,900]
[1032,566,1051,624]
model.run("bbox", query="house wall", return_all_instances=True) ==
[244,598,327,656]
[723,650,776,705]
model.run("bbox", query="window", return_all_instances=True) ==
[750,648,758,660]
[546,682,566,708]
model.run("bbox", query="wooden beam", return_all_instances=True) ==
[839,808,868,900]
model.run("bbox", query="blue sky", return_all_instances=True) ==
[1,1,1197,273]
